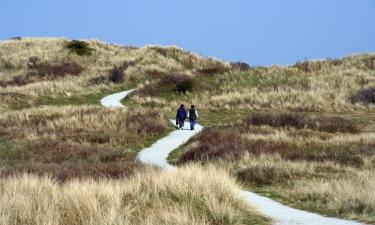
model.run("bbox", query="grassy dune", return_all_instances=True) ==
[1,37,375,224]
[0,37,226,179]
[0,165,270,225]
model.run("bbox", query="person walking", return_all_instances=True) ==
[176,104,187,130]
[188,105,198,130]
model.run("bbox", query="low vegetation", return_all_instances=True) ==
[0,106,169,181]
[246,112,360,133]
[0,166,270,225]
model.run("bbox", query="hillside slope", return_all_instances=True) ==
[1,37,375,224]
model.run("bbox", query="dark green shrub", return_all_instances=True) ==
[137,74,194,96]
[108,66,124,83]
[66,40,94,56]
[230,61,251,71]
[351,87,375,105]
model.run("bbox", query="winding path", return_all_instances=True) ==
[101,90,366,225]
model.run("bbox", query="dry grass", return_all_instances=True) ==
[0,165,270,225]
[2,38,375,223]
[0,105,167,147]
[0,38,226,111]
[131,54,375,114]
[288,170,375,223]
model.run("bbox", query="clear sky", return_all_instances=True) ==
[0,0,374,65]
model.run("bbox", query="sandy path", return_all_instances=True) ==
[101,90,366,225]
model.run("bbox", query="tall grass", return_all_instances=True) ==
[0,165,270,225]
[289,170,375,223]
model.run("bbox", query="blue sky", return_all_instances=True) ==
[0,0,374,65]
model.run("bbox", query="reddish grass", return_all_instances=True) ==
[0,139,145,182]
[177,129,246,164]
[27,56,84,78]
[177,128,365,168]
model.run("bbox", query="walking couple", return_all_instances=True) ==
[176,104,198,130]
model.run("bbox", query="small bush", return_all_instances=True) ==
[230,61,251,71]
[108,66,124,83]
[351,87,375,105]
[66,40,94,56]
[138,74,194,96]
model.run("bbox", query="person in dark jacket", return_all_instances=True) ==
[176,104,187,130]
[187,105,198,130]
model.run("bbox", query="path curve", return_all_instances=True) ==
[101,90,366,225]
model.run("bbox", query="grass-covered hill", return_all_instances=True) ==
[0,37,230,179]
[1,37,375,224]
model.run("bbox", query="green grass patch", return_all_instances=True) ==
[36,84,134,107]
